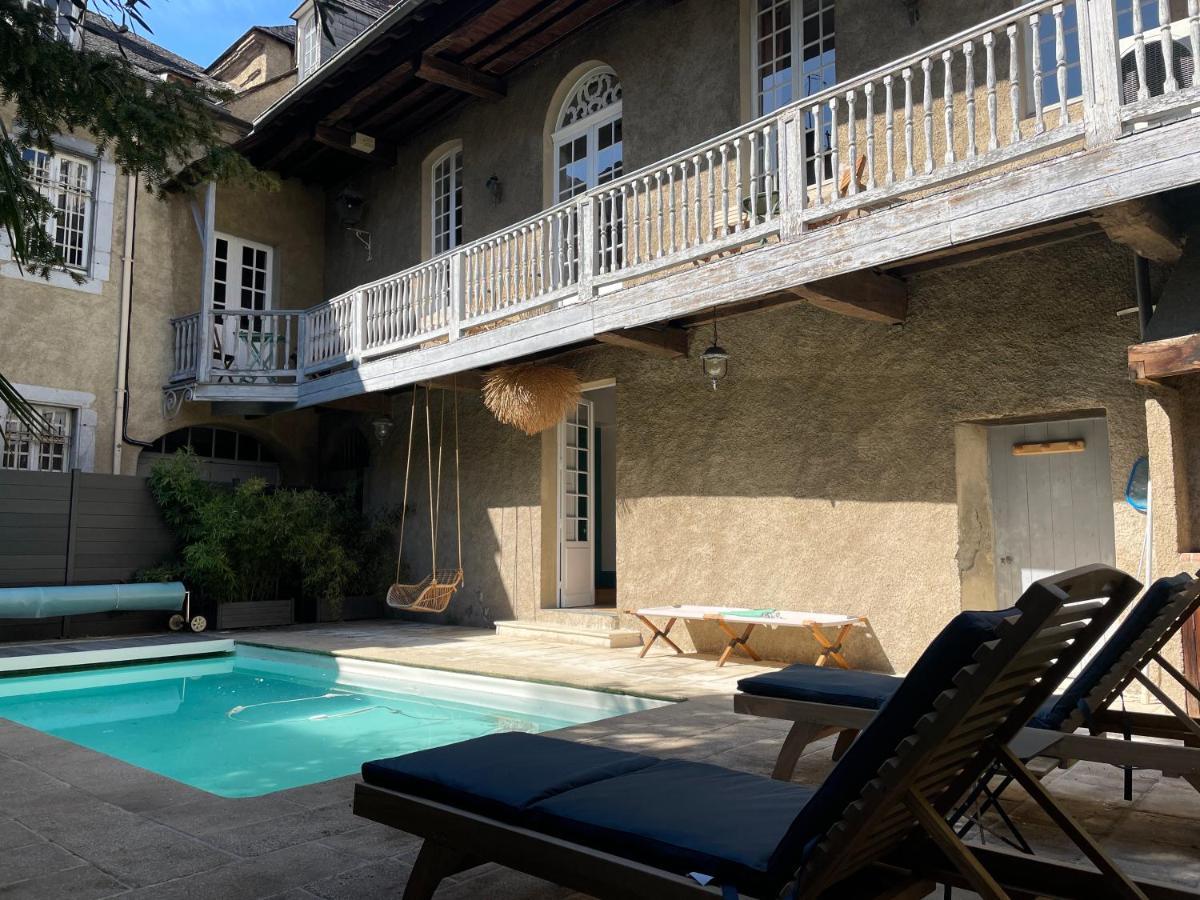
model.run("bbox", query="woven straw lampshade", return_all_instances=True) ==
[482,364,582,435]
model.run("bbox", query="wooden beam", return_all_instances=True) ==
[595,326,688,359]
[415,53,506,100]
[790,271,908,325]
[888,219,1102,277]
[313,125,396,165]
[1094,197,1184,265]
[1128,332,1200,384]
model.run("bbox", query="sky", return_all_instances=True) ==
[135,0,299,68]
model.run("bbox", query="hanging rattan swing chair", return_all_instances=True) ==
[386,378,463,614]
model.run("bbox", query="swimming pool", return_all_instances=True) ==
[0,646,669,798]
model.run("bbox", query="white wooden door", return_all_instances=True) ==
[558,399,595,608]
[988,416,1116,607]
[211,233,273,373]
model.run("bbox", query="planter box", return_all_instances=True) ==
[217,599,293,630]
[317,594,385,623]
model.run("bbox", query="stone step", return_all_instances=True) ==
[493,619,643,649]
[536,607,624,633]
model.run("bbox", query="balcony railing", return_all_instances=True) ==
[172,0,1200,392]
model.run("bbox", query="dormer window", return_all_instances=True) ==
[297,9,320,81]
[23,0,82,48]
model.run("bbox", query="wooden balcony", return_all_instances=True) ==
[166,0,1200,410]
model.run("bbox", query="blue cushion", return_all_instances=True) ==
[529,759,817,897]
[775,607,1017,866]
[1030,573,1191,730]
[361,732,658,822]
[738,665,901,710]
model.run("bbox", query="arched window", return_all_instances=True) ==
[430,146,463,255]
[138,426,280,484]
[552,67,623,202]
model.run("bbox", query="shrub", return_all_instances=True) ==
[140,451,395,617]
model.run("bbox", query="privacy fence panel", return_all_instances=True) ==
[0,470,175,641]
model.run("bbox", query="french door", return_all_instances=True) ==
[558,399,595,608]
[211,233,273,374]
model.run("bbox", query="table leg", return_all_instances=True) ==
[632,614,682,658]
[812,623,854,669]
[716,622,762,667]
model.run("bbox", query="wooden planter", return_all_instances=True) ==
[317,594,385,623]
[216,599,294,630]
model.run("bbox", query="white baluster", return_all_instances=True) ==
[846,90,858,195]
[864,82,877,190]
[883,75,895,186]
[1132,0,1149,101]
[1031,13,1046,132]
[811,103,825,204]
[1008,24,1022,144]
[902,68,915,179]
[1054,4,1070,121]
[942,50,956,165]
[827,97,839,196]
[1191,0,1200,73]
[693,154,704,241]
[1161,0,1178,93]
[921,57,934,174]
[734,141,745,229]
[706,149,716,240]
[963,41,977,158]
[667,167,677,252]
[680,163,690,248]
[984,31,999,152]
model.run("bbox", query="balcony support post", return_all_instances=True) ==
[781,110,808,239]
[448,252,465,341]
[196,180,217,384]
[296,314,308,383]
[1079,0,1123,147]
[578,198,597,301]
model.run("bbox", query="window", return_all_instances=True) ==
[211,234,274,369]
[22,0,80,46]
[752,0,834,178]
[431,148,463,255]
[21,148,94,271]
[297,10,320,81]
[552,67,623,202]
[1,404,73,472]
[1115,0,1195,102]
[147,427,276,463]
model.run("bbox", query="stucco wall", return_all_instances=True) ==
[375,235,1157,673]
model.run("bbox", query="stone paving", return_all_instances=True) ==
[0,621,1197,898]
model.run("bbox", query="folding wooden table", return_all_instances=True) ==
[628,605,868,668]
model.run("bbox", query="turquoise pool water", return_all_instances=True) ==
[0,646,666,797]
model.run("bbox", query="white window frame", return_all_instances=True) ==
[430,147,463,256]
[552,67,623,203]
[20,147,94,272]
[750,0,836,118]
[212,232,275,314]
[0,384,97,473]
[297,9,320,81]
[0,134,115,294]
[1,403,73,473]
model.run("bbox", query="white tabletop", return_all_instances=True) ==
[632,605,863,627]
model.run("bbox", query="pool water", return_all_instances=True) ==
[0,646,667,797]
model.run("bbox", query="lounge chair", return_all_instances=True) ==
[734,572,1200,787]
[353,565,1148,899]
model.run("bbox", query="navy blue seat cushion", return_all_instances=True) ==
[529,759,817,897]
[773,607,1017,869]
[362,732,658,822]
[1030,573,1191,731]
[738,665,901,710]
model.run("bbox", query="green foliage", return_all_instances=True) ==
[141,451,398,617]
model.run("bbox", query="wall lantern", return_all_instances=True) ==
[371,415,394,446]
[486,174,503,205]
[700,315,729,390]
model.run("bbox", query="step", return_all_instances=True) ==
[494,619,643,649]
[536,607,623,633]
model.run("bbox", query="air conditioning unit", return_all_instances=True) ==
[1119,20,1196,104]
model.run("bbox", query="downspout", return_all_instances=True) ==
[1134,253,1153,340]
[112,172,152,475]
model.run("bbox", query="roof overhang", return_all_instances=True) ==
[238,0,630,181]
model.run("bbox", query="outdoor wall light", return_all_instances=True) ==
[371,416,394,445]
[700,315,729,390]
[486,174,503,205]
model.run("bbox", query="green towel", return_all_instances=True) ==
[722,608,776,618]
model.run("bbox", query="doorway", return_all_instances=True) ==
[557,384,617,608]
[987,414,1116,607]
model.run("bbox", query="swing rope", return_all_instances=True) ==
[386,379,465,613]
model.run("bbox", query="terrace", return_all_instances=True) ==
[1,621,1198,899]
[166,0,1200,412]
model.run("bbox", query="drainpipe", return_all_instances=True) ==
[1134,253,1153,340]
[113,172,152,474]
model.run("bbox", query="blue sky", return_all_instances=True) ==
[139,0,298,68]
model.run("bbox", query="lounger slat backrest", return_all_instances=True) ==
[787,565,1140,897]
[1053,573,1200,733]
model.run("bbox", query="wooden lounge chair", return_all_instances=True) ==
[353,565,1151,899]
[735,572,1200,791]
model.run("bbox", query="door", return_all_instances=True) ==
[211,233,273,375]
[558,399,595,608]
[988,416,1116,608]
